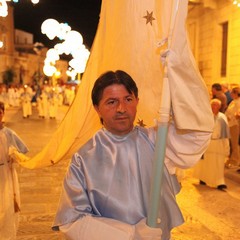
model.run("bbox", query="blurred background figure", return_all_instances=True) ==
[0,85,9,108]
[20,85,33,118]
[63,85,75,106]
[211,83,227,113]
[37,87,49,119]
[37,94,44,118]
[193,99,230,191]
[49,88,59,119]
[221,82,233,106]
[225,87,240,168]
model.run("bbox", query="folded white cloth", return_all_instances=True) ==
[60,216,162,240]
[60,215,135,240]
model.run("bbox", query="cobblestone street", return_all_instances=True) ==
[3,105,240,240]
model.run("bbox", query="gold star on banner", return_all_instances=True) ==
[137,118,147,127]
[143,11,155,25]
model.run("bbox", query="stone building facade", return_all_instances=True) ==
[0,5,15,82]
[187,0,240,89]
[0,5,68,87]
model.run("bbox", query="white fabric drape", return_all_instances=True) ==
[16,0,213,169]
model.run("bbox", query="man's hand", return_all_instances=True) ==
[134,218,162,240]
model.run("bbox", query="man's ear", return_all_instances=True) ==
[94,105,100,115]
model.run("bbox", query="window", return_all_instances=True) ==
[221,21,228,77]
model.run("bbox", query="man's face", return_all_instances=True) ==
[211,87,217,96]
[211,102,220,115]
[94,84,139,136]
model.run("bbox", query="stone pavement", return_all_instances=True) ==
[225,166,240,184]
[3,105,240,240]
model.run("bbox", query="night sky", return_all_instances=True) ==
[12,0,102,49]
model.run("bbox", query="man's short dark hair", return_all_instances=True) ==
[91,70,138,106]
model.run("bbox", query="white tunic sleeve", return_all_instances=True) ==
[165,122,211,174]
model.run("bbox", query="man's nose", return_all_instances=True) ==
[117,101,126,113]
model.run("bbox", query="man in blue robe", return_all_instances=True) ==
[53,70,211,240]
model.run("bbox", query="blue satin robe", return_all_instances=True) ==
[53,126,187,240]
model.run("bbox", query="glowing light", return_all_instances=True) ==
[57,23,71,40]
[0,0,40,17]
[43,65,57,77]
[41,19,72,41]
[0,0,8,17]
[66,68,77,80]
[46,48,60,63]
[41,18,90,79]
[41,19,60,40]
[54,70,61,78]
[233,0,240,7]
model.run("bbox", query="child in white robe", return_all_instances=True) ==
[0,101,29,240]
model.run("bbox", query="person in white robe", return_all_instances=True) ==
[52,70,211,240]
[225,87,240,168]
[194,98,230,191]
[39,89,49,119]
[20,86,32,118]
[0,85,9,107]
[49,89,59,119]
[37,95,44,118]
[7,85,15,107]
[0,101,29,240]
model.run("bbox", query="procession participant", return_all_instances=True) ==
[53,70,211,240]
[0,101,29,240]
[225,87,240,168]
[194,98,230,191]
[49,88,59,119]
[211,83,227,113]
[20,85,32,118]
[37,87,49,119]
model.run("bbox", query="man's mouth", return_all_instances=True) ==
[115,116,128,120]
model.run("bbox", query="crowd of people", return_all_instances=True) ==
[193,82,240,191]
[0,83,76,119]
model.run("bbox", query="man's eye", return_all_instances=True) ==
[126,97,133,102]
[107,100,116,105]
